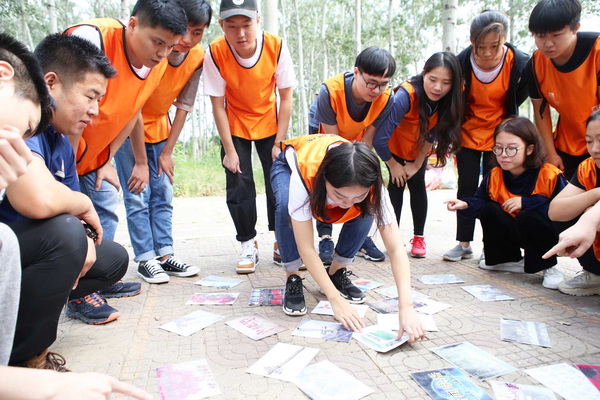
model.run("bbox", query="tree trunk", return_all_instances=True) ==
[320,0,327,82]
[121,0,129,21]
[19,0,34,49]
[354,0,361,54]
[262,0,278,35]
[388,0,394,53]
[293,0,306,136]
[48,0,57,33]
[442,0,457,53]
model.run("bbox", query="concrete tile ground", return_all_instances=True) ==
[52,189,600,399]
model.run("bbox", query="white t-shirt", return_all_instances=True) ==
[203,30,295,96]
[70,25,151,79]
[284,148,394,225]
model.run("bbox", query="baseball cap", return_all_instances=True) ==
[220,0,258,19]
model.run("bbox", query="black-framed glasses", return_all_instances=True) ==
[491,145,522,157]
[359,72,390,91]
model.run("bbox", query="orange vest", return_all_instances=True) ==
[142,45,205,143]
[65,18,168,174]
[209,31,281,140]
[283,134,364,224]
[487,163,563,217]
[321,72,392,141]
[388,81,438,160]
[575,157,600,259]
[532,36,600,156]
[461,49,514,151]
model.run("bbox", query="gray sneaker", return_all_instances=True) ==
[479,258,525,273]
[443,245,474,262]
[558,271,600,296]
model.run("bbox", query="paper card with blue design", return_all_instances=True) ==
[352,325,409,352]
[461,285,514,302]
[416,274,465,285]
[193,275,244,289]
[352,278,383,292]
[159,310,224,337]
[410,367,493,400]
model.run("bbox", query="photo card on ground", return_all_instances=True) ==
[291,319,353,342]
[410,367,493,400]
[293,360,374,400]
[156,358,221,400]
[159,310,224,337]
[500,318,551,347]
[225,313,287,340]
[246,342,319,382]
[186,293,239,305]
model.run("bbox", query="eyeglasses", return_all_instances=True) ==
[491,145,522,157]
[359,72,390,91]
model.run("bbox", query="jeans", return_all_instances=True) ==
[271,153,373,273]
[114,138,174,262]
[79,169,119,241]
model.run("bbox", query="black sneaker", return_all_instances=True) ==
[160,255,200,277]
[137,259,169,284]
[98,280,142,298]
[283,274,307,316]
[318,237,334,265]
[326,267,366,303]
[357,236,385,262]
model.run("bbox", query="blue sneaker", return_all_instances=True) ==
[98,281,142,298]
[357,236,385,262]
[66,293,120,325]
[318,237,334,265]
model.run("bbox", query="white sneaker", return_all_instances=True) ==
[236,239,258,274]
[558,271,600,296]
[542,266,563,290]
[479,258,525,273]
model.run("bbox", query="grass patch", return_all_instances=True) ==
[173,144,265,197]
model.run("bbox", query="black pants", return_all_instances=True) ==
[553,219,600,275]
[557,149,589,182]
[455,147,494,242]
[8,214,128,365]
[479,203,558,273]
[386,155,428,236]
[222,135,276,242]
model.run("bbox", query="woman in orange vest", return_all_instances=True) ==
[271,134,425,342]
[446,117,567,289]
[444,10,529,263]
[373,52,464,258]
[545,109,600,296]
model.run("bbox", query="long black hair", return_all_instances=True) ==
[310,142,385,226]
[410,51,464,166]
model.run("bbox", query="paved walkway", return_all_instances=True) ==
[53,189,600,399]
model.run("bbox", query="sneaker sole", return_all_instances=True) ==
[66,311,120,325]
[557,287,600,296]
[443,254,473,262]
[478,264,525,273]
[356,252,384,262]
[137,272,170,284]
[236,267,256,274]
[282,304,307,316]
[410,253,426,258]
[98,289,142,299]
[339,291,367,304]
[164,268,200,277]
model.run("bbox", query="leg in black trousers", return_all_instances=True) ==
[479,202,522,266]
[515,210,558,273]
[406,158,428,236]
[254,135,276,232]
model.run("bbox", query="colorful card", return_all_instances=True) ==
[293,360,374,400]
[225,313,287,340]
[500,318,551,347]
[412,298,452,315]
[159,310,224,337]
[291,319,353,342]
[352,325,409,352]
[193,275,243,289]
[490,381,557,400]
[410,367,493,400]
[352,278,383,292]
[186,292,239,305]
[461,285,514,302]
[525,363,600,400]
[416,274,465,284]
[575,364,600,391]
[431,341,517,381]
[248,288,284,306]
[310,300,368,317]
[377,313,438,332]
[246,343,319,382]
[156,359,221,400]
[374,286,398,298]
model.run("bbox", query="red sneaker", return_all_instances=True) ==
[410,236,426,258]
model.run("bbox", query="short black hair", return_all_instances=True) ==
[131,0,188,36]
[0,32,53,136]
[355,47,396,79]
[529,0,581,34]
[182,0,212,27]
[34,34,116,88]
